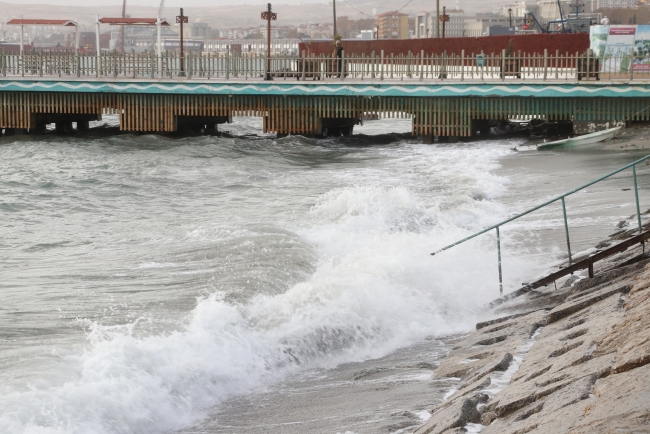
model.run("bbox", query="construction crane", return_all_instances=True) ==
[158,0,165,19]
[117,0,126,54]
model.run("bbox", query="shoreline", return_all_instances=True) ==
[413,211,650,433]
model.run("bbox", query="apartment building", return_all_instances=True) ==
[377,11,409,39]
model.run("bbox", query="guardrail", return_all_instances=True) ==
[0,49,646,82]
[431,154,650,295]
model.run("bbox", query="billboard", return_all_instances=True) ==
[589,25,650,73]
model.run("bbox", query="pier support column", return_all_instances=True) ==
[471,119,491,137]
[175,115,231,134]
[7,128,27,136]
[32,123,47,134]
[316,117,360,138]
[421,135,435,144]
[76,121,90,132]
[55,122,73,134]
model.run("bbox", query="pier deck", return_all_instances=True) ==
[2,51,650,137]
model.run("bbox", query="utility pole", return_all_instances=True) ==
[440,6,449,39]
[118,0,126,54]
[176,8,188,76]
[436,0,440,38]
[333,0,337,39]
[261,3,277,81]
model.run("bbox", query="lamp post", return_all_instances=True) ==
[176,8,188,76]
[374,25,378,40]
[333,0,337,40]
[508,8,513,27]
[439,7,450,39]
[261,3,277,81]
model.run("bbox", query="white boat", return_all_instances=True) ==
[537,126,623,150]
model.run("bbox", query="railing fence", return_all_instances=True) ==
[431,154,650,295]
[0,48,645,81]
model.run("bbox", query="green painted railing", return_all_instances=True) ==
[431,154,650,294]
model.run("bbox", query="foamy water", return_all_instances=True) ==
[1,118,647,433]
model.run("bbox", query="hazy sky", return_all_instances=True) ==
[1,0,324,5]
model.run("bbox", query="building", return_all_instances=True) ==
[415,11,430,38]
[203,39,299,55]
[377,11,409,39]
[359,30,374,40]
[415,10,511,38]
[591,0,636,8]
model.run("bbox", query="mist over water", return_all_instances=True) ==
[1,118,645,433]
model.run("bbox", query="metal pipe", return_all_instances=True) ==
[562,197,572,265]
[431,154,650,255]
[157,16,162,77]
[178,8,186,76]
[333,0,337,39]
[497,226,503,295]
[95,16,101,75]
[634,164,643,234]
[436,0,440,38]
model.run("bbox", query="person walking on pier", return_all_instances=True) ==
[336,40,343,78]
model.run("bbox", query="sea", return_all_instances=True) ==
[1,117,647,434]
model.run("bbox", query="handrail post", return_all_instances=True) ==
[496,226,503,295]
[562,197,572,265]
[226,50,230,80]
[461,49,465,81]
[634,164,643,234]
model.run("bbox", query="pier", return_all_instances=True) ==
[2,50,650,139]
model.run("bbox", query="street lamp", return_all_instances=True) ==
[374,25,378,40]
[261,3,277,81]
[508,8,513,27]
[176,8,188,76]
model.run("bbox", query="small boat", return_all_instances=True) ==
[537,126,622,150]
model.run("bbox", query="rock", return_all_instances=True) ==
[481,376,595,434]
[413,397,481,434]
[568,363,650,433]
[480,411,497,426]
[414,260,650,434]
[547,284,630,324]
[592,267,650,374]
[561,274,581,288]
[510,292,624,384]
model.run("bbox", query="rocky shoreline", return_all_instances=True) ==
[414,220,650,433]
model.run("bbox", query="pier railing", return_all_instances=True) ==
[0,49,646,82]
[431,154,650,295]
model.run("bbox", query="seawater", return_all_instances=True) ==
[1,117,647,434]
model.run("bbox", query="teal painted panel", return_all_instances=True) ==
[1,79,650,98]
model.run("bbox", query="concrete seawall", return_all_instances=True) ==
[414,223,650,433]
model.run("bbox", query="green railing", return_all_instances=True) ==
[431,154,650,295]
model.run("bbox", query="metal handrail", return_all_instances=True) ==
[431,153,650,294]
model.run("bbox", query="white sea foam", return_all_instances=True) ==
[0,139,527,434]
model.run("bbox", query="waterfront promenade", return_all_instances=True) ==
[2,51,650,138]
